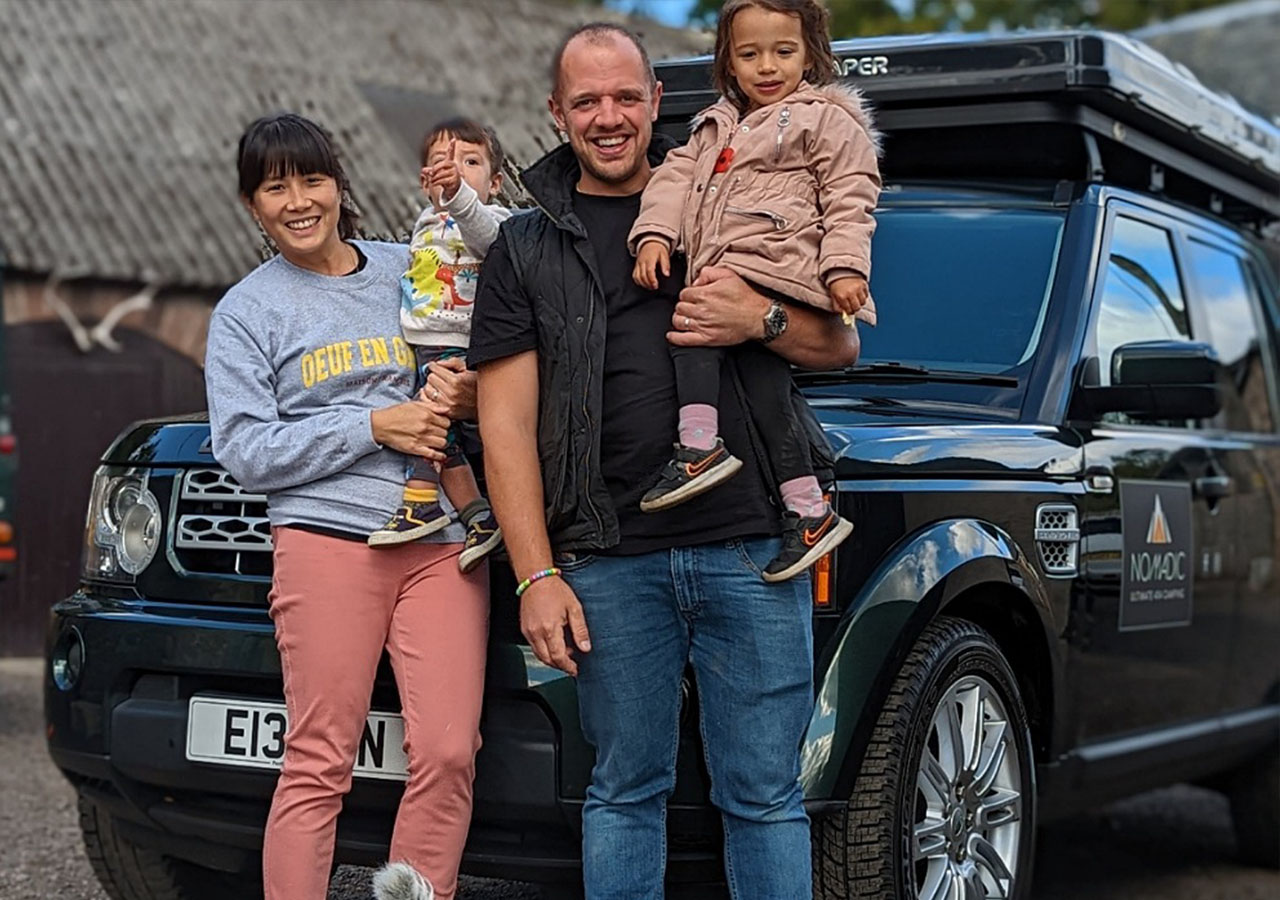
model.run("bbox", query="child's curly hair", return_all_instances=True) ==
[712,0,838,112]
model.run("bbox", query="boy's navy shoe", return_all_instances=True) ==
[458,502,503,573]
[762,509,854,583]
[367,500,452,547]
[639,438,743,513]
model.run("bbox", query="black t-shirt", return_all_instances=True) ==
[469,190,778,555]
[574,191,777,554]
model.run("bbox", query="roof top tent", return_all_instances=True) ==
[653,30,1280,229]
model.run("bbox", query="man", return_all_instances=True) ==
[469,23,859,899]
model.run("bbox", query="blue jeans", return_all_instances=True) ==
[561,537,814,900]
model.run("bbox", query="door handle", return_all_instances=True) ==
[1193,475,1233,500]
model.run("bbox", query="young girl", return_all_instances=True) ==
[628,0,881,582]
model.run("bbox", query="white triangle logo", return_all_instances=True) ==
[1146,495,1172,545]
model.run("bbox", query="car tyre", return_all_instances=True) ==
[78,792,264,900]
[813,616,1037,899]
[1226,748,1280,868]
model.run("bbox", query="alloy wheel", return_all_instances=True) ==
[912,674,1023,900]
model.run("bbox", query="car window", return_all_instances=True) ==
[1095,216,1192,386]
[1185,240,1276,434]
[1093,216,1193,426]
[858,208,1065,373]
[1248,249,1280,369]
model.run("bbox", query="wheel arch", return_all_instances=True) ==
[942,583,1057,764]
[802,517,1059,801]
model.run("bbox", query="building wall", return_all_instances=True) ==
[2,272,215,655]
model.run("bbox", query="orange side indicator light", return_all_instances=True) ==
[813,552,832,609]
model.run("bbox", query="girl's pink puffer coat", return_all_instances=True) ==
[629,81,882,323]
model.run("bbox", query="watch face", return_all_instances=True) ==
[763,303,787,342]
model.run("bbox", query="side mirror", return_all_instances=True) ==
[1073,340,1222,422]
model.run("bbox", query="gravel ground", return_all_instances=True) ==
[3,657,1276,899]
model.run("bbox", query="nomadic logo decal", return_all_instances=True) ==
[1119,481,1194,631]
[1146,495,1172,545]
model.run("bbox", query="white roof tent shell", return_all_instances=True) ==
[655,31,1280,228]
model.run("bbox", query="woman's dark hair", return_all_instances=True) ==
[713,0,837,112]
[420,117,506,175]
[236,112,361,240]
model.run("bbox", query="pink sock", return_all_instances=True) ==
[678,404,719,451]
[780,476,827,518]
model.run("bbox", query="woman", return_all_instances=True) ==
[205,112,487,900]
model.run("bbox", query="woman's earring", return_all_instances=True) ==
[254,218,275,261]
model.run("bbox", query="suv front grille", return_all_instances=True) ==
[173,469,272,577]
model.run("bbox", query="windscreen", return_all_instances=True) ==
[860,208,1065,373]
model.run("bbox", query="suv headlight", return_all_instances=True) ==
[83,467,161,581]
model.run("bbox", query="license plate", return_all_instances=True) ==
[185,696,408,781]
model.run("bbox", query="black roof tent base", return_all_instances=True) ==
[656,102,1276,227]
[878,102,1278,226]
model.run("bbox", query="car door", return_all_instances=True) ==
[1179,233,1280,715]
[1070,205,1236,743]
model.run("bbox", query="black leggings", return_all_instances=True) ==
[670,342,811,484]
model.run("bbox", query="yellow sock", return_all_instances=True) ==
[403,486,437,505]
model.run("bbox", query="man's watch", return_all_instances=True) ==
[760,300,788,344]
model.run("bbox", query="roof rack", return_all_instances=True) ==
[654,31,1280,226]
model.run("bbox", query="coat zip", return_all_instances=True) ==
[774,106,791,163]
[724,206,788,230]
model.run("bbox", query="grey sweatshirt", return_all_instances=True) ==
[205,240,465,540]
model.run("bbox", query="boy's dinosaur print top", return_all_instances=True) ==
[400,180,512,350]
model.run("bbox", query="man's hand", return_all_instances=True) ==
[829,275,869,316]
[423,356,478,421]
[424,138,462,205]
[670,266,858,368]
[520,576,592,677]
[369,400,449,461]
[668,266,770,347]
[633,239,670,290]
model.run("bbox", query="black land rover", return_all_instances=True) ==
[46,31,1279,900]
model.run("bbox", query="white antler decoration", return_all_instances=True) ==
[42,272,94,353]
[91,284,157,352]
[42,273,159,354]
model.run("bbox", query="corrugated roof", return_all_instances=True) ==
[0,0,709,289]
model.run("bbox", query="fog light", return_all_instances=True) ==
[51,627,85,691]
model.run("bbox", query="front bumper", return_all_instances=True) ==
[44,590,726,884]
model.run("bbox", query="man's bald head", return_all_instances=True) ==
[550,22,656,101]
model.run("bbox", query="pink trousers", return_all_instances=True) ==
[263,527,489,900]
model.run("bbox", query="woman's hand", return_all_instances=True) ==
[423,356,478,421]
[370,400,450,460]
[667,266,770,347]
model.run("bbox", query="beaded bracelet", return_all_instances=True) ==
[515,567,562,598]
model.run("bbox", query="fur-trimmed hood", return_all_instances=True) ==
[691,80,882,157]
